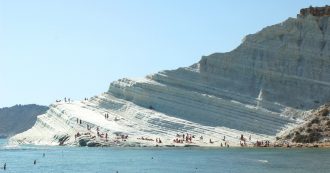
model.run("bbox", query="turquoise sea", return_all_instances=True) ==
[0,139,330,173]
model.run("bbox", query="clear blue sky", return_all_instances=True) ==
[0,0,328,107]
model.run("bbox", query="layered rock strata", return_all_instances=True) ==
[10,8,330,147]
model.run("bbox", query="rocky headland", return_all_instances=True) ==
[10,6,330,148]
[275,103,330,148]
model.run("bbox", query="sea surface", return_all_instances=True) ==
[0,139,330,173]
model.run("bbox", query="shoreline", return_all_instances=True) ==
[9,132,330,149]
[7,140,330,149]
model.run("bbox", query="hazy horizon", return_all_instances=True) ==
[1,0,329,107]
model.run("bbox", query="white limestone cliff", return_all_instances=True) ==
[10,13,330,147]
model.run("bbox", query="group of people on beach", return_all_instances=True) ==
[74,116,270,148]
[111,134,128,143]
[220,142,230,147]
[237,134,274,147]
[74,130,109,142]
[173,133,194,144]
[74,117,112,142]
[95,127,110,141]
[238,134,256,147]
[117,134,128,140]
[97,131,108,140]
[137,137,154,141]
[71,107,273,148]
[240,134,248,146]
[255,140,271,147]
[75,118,132,143]
[171,133,231,146]
[50,94,279,149]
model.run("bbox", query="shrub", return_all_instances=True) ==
[306,128,313,133]
[307,122,312,127]
[293,134,307,143]
[315,128,323,132]
[292,132,322,143]
[326,120,330,127]
[308,132,322,143]
[285,133,293,139]
[321,109,329,117]
[311,118,320,124]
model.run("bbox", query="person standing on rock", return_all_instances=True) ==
[3,163,6,170]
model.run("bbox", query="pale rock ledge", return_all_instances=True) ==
[10,9,330,147]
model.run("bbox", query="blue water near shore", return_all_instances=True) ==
[1,139,330,173]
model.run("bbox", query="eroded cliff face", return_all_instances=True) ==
[10,13,330,147]
[199,14,330,110]
[108,14,330,136]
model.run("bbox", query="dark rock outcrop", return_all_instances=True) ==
[300,6,330,17]
[278,104,330,143]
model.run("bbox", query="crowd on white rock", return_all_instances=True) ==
[116,134,128,141]
[137,137,154,141]
[64,97,270,148]
[255,140,271,147]
[173,133,194,143]
[155,138,162,143]
[104,113,109,119]
[56,97,72,103]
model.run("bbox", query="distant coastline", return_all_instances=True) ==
[0,104,48,138]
